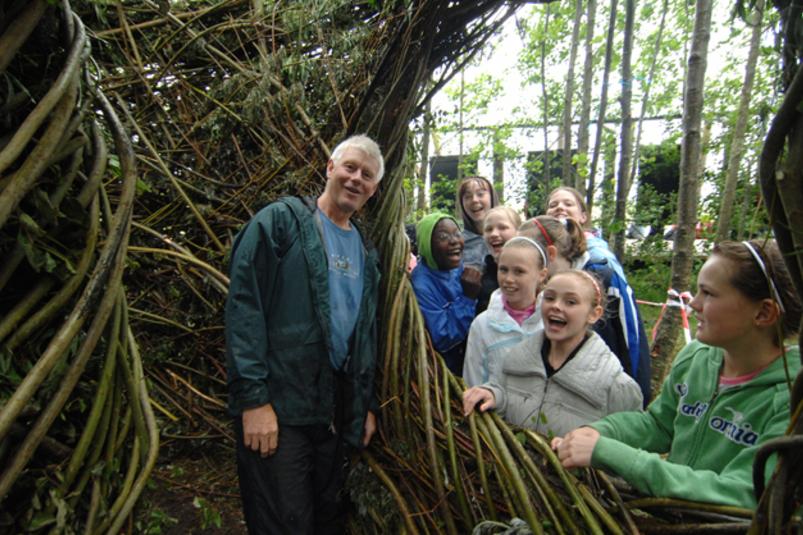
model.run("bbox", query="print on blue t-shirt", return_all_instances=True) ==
[318,210,365,370]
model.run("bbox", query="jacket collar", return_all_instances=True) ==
[486,290,542,333]
[549,333,617,407]
[416,261,461,280]
[300,195,377,256]
[503,330,616,408]
[700,343,799,388]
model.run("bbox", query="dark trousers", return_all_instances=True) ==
[235,420,348,535]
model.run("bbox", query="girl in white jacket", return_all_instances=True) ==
[463,270,643,437]
[462,236,548,387]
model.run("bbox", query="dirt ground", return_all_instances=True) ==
[136,440,246,534]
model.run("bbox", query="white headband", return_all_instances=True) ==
[504,236,548,268]
[742,241,786,313]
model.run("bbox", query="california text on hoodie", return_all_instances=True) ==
[590,340,801,508]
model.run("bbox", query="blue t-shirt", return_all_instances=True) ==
[318,210,365,370]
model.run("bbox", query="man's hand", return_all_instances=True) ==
[550,427,600,469]
[362,410,377,447]
[242,404,279,457]
[460,266,483,299]
[462,387,496,416]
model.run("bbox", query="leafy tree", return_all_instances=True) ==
[588,0,619,214]
[561,0,584,185]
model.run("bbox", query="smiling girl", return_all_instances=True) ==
[463,236,548,387]
[463,270,642,436]
[552,240,802,508]
[545,186,627,284]
[476,206,522,314]
[456,176,499,267]
[520,215,652,405]
[412,213,482,375]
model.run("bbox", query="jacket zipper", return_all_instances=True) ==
[533,378,550,433]
[684,372,721,465]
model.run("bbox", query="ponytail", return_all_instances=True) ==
[519,215,587,263]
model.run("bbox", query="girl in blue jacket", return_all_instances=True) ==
[412,213,482,375]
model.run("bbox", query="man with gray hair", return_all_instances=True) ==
[226,134,384,533]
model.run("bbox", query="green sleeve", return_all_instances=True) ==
[591,349,686,454]
[591,404,790,508]
[225,205,287,413]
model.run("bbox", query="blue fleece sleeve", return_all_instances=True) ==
[413,276,477,353]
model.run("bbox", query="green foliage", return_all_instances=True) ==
[445,73,504,112]
[193,496,222,529]
[135,508,179,535]
[524,173,560,219]
[634,140,680,234]
[430,173,457,214]
[626,239,672,304]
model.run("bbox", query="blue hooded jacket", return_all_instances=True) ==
[581,249,652,405]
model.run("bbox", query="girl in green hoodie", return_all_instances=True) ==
[551,240,802,508]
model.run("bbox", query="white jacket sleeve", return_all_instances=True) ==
[607,370,644,414]
[462,321,487,387]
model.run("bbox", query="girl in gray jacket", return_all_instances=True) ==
[463,270,643,437]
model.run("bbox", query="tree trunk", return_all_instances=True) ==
[458,71,465,180]
[736,157,754,240]
[576,0,597,195]
[493,129,505,203]
[698,119,712,195]
[542,3,552,186]
[417,101,431,212]
[561,0,583,186]
[629,0,669,196]
[753,35,803,529]
[760,68,803,302]
[601,129,617,237]
[651,0,713,390]
[716,0,765,242]
[587,0,618,214]
[612,0,635,260]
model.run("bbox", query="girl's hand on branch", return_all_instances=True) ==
[462,387,496,416]
[551,427,600,469]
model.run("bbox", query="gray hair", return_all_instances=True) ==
[330,134,385,181]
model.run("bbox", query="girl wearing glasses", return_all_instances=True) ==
[412,213,482,375]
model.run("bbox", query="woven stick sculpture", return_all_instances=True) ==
[0,1,157,532]
[3,0,796,532]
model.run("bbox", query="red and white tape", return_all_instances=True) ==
[637,289,693,345]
